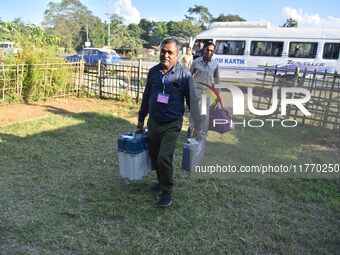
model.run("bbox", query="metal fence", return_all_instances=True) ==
[104,62,149,102]
[0,60,149,103]
[81,60,149,102]
[255,67,340,131]
[2,60,339,132]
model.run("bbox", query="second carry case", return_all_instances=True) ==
[182,137,206,172]
[117,132,151,180]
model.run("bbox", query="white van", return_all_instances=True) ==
[191,22,340,79]
[0,41,20,55]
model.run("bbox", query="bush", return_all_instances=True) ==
[7,27,77,102]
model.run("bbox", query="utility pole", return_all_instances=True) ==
[85,24,91,47]
[86,24,89,42]
[106,0,111,48]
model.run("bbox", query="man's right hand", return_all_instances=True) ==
[193,128,202,141]
[135,121,144,134]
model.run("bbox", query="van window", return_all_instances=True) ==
[192,39,212,54]
[323,43,340,59]
[289,42,318,58]
[216,40,245,55]
[250,41,283,57]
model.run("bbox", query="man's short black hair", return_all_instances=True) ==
[160,37,180,49]
[204,41,216,50]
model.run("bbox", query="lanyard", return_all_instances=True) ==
[160,71,167,94]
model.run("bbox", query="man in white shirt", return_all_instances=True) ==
[190,42,220,133]
[190,42,220,87]
[178,47,193,69]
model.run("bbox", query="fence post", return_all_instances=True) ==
[301,69,316,126]
[322,71,337,129]
[127,65,131,97]
[98,60,102,98]
[136,59,142,103]
[286,67,300,119]
[1,63,5,101]
[16,63,19,95]
[19,64,24,97]
[44,63,48,98]
[78,60,85,97]
[293,67,300,86]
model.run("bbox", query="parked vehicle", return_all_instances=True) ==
[0,41,21,55]
[65,47,121,65]
[191,22,340,79]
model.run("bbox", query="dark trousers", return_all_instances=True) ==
[147,117,183,192]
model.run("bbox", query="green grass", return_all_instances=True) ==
[0,101,339,254]
[201,117,339,176]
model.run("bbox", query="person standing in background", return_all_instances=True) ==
[190,41,220,133]
[178,46,193,69]
[190,42,220,88]
[193,41,205,60]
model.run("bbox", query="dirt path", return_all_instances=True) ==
[0,98,118,127]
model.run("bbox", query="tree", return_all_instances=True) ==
[79,16,106,50]
[281,18,298,27]
[138,18,154,46]
[108,15,144,55]
[185,5,213,29]
[149,22,168,46]
[211,14,246,22]
[110,14,125,28]
[0,21,18,41]
[0,20,60,49]
[128,23,144,39]
[12,18,26,31]
[138,18,154,33]
[166,20,202,38]
[108,14,126,48]
[42,0,98,51]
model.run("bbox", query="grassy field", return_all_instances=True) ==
[0,101,339,254]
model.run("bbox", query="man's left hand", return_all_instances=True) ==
[193,129,202,140]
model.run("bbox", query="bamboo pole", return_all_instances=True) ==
[19,64,24,97]
[2,63,5,101]
[16,63,19,94]
[136,59,142,103]
[322,71,337,129]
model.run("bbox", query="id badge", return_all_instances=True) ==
[157,93,170,104]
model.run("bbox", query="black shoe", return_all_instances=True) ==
[150,183,161,199]
[159,191,172,207]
